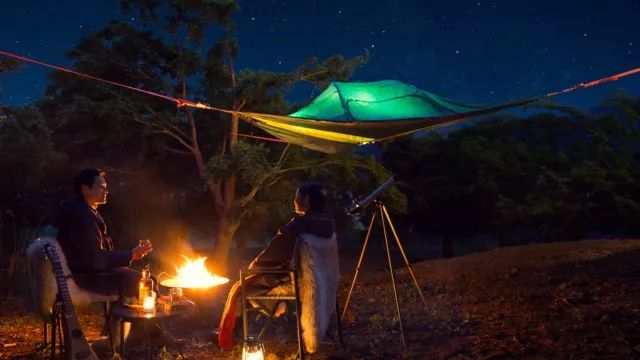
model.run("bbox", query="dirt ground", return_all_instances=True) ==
[2,239,640,359]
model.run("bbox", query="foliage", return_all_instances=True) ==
[20,0,381,270]
[0,58,21,75]
[0,107,67,227]
[384,96,640,246]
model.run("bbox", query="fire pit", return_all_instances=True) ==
[160,255,230,290]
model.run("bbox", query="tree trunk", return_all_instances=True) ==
[212,214,239,276]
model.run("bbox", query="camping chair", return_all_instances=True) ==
[26,237,119,359]
[240,233,344,360]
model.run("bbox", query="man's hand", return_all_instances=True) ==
[132,239,153,261]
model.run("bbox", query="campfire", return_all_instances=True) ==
[160,255,229,289]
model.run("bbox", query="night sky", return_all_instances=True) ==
[1,0,639,110]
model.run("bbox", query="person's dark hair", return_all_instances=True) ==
[73,168,105,199]
[298,182,327,212]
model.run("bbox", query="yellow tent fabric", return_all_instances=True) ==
[237,81,537,153]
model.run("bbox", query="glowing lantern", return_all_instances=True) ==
[242,337,265,360]
[142,291,156,313]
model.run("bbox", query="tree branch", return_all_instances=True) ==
[209,180,225,215]
[58,135,99,150]
[153,129,196,152]
[295,69,328,82]
[276,144,290,168]
[159,144,192,155]
[237,158,367,209]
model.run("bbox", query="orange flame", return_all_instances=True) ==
[161,255,229,289]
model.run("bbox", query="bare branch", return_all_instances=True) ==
[238,157,365,209]
[276,144,291,168]
[152,129,195,152]
[159,144,192,155]
[237,181,264,208]
[58,135,99,150]
[187,110,199,149]
[296,69,328,82]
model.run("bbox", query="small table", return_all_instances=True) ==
[112,302,196,357]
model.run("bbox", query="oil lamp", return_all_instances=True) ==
[142,290,156,313]
[242,337,265,360]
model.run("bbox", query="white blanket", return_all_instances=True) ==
[269,232,339,353]
[25,237,117,320]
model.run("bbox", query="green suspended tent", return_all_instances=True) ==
[2,50,638,154]
[238,80,538,153]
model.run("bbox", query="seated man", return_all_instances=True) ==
[54,168,153,298]
[218,182,335,351]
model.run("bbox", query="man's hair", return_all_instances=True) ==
[73,168,105,199]
[298,182,327,212]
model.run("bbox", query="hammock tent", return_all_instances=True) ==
[238,80,539,153]
[1,50,638,154]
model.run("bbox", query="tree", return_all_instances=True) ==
[42,0,397,273]
[0,106,66,224]
[1,58,22,120]
[0,58,20,75]
[385,97,640,253]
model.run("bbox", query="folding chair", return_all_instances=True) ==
[26,238,119,359]
[240,235,344,360]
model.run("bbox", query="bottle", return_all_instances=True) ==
[138,265,152,304]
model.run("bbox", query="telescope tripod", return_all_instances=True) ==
[341,200,427,346]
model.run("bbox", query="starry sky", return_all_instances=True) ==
[1,0,639,110]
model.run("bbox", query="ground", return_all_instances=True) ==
[2,239,640,359]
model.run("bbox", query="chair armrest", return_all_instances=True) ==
[246,268,293,275]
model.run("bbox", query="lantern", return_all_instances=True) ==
[142,290,156,313]
[242,337,265,360]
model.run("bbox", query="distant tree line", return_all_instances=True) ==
[384,95,640,256]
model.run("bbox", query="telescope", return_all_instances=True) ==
[341,174,427,347]
[346,176,394,215]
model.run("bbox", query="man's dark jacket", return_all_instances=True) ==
[54,198,132,274]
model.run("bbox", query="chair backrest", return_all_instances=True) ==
[25,237,117,321]
[296,232,339,353]
[26,237,60,319]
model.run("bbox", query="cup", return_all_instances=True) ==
[169,287,183,304]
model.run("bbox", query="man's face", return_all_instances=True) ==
[294,189,309,215]
[82,175,108,207]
